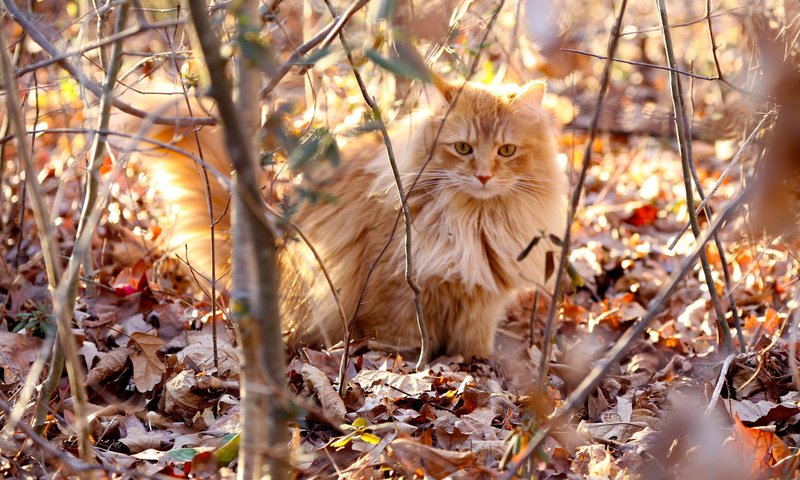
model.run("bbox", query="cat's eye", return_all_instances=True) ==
[454,142,473,155]
[498,144,517,157]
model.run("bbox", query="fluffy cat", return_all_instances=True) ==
[113,77,567,358]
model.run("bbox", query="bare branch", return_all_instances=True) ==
[187,0,289,477]
[321,0,429,371]
[1,0,214,126]
[657,0,734,353]
[0,19,94,470]
[705,0,754,95]
[561,48,718,81]
[536,0,629,392]
[259,0,369,98]
[15,18,185,77]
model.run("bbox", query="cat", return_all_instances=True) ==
[112,77,567,359]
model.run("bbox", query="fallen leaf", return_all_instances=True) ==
[0,331,43,382]
[86,347,133,386]
[301,364,347,424]
[129,332,166,392]
[388,437,483,478]
[733,414,792,479]
[353,369,432,395]
[624,204,658,227]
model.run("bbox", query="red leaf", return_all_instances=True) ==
[623,204,658,227]
[113,259,149,296]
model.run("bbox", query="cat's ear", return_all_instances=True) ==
[432,72,456,103]
[515,80,546,106]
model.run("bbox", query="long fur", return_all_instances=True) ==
[114,81,567,358]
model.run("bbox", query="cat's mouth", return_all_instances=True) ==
[465,178,505,199]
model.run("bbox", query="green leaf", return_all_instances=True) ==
[365,48,430,82]
[352,417,369,429]
[289,129,340,171]
[566,262,585,289]
[236,32,276,75]
[294,47,333,66]
[167,448,198,462]
[372,0,397,21]
[214,432,240,466]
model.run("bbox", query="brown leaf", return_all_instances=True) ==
[388,437,484,479]
[163,370,206,423]
[118,415,166,454]
[729,400,800,426]
[129,332,166,392]
[353,369,433,395]
[733,414,792,479]
[178,325,238,376]
[0,331,43,382]
[85,347,133,385]
[301,364,347,424]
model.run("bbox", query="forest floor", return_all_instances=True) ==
[2,108,795,479]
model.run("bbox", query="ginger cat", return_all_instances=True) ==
[113,77,567,359]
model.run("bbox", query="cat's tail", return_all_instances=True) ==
[109,90,235,293]
[109,89,325,341]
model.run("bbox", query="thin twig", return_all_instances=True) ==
[0,395,168,479]
[529,290,539,349]
[0,23,94,470]
[0,330,56,439]
[705,353,735,416]
[502,183,752,479]
[790,302,800,393]
[536,0,629,392]
[77,0,131,289]
[0,14,28,238]
[35,2,134,435]
[15,18,185,77]
[162,29,221,371]
[562,48,717,81]
[340,0,506,381]
[668,111,772,249]
[619,7,742,37]
[657,0,734,353]
[321,0,429,372]
[685,144,746,351]
[705,0,753,95]
[259,0,369,99]
[1,0,214,126]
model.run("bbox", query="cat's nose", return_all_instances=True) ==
[476,174,493,185]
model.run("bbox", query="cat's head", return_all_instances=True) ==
[421,78,562,201]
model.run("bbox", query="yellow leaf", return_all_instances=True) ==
[331,434,354,449]
[359,432,381,445]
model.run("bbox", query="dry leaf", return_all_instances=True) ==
[353,369,432,394]
[0,331,43,382]
[86,347,133,385]
[301,364,347,424]
[129,332,166,392]
[388,437,482,478]
[733,414,792,479]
